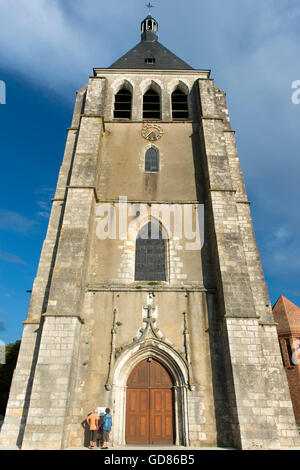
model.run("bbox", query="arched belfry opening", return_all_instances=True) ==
[172,87,189,119]
[143,88,161,119]
[114,87,132,119]
[125,358,175,445]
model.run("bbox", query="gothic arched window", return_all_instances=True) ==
[135,221,166,281]
[171,88,189,119]
[114,87,132,119]
[143,88,161,119]
[145,147,159,172]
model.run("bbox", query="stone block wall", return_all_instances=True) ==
[21,316,82,450]
[0,323,42,447]
[225,318,299,448]
[198,77,300,449]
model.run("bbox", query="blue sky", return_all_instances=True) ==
[0,0,299,343]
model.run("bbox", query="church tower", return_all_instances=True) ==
[1,12,299,450]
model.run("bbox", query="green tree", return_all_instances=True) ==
[0,340,21,418]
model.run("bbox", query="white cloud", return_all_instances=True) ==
[0,248,26,265]
[0,0,99,96]
[0,0,146,97]
[34,187,55,195]
[35,190,52,220]
[0,209,38,234]
[36,211,50,220]
[260,223,300,281]
[274,226,292,242]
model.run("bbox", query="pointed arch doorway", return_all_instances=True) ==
[125,358,175,445]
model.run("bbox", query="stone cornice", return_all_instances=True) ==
[93,68,211,79]
[209,188,236,192]
[42,313,85,324]
[67,185,99,203]
[86,284,216,293]
[95,198,206,205]
[201,115,224,121]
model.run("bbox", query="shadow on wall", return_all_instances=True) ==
[190,81,238,448]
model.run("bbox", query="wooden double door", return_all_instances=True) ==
[126,359,175,445]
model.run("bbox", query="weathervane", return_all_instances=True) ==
[146,2,154,15]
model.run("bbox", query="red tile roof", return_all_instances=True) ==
[273,295,300,335]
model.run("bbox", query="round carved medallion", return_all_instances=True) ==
[142,124,163,141]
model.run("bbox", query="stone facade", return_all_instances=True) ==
[1,17,299,450]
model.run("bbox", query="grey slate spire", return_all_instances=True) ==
[109,14,193,70]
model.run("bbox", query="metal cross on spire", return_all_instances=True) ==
[146,2,154,15]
